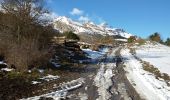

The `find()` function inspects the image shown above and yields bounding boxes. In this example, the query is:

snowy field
[121,48,170,100]
[135,43,170,75]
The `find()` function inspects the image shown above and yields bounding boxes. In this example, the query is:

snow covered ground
[121,48,170,100]
[135,43,170,76]
[39,74,60,82]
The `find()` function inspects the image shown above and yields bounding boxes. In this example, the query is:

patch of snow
[32,81,41,85]
[38,69,44,73]
[1,68,13,72]
[21,90,67,100]
[28,70,32,73]
[99,48,110,53]
[0,61,7,65]
[21,78,84,100]
[78,93,88,100]
[0,61,3,64]
[82,49,104,60]
[78,42,93,46]
[40,74,60,81]
[85,47,109,57]
[115,39,127,42]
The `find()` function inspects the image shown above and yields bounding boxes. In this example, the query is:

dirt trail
[21,47,142,100]
[68,47,142,100]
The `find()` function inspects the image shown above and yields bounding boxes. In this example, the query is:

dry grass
[142,61,170,82]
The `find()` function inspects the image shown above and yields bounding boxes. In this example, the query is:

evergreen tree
[165,38,170,46]
[149,32,162,43]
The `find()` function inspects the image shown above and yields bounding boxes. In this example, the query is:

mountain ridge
[53,16,132,39]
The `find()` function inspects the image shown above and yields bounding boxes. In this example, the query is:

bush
[136,38,146,45]
[165,38,170,46]
[128,36,136,43]
[64,31,80,41]
[142,61,170,81]
[99,35,114,44]
[0,0,57,72]
[0,18,55,71]
[149,32,162,43]
[0,36,52,72]
[162,73,170,81]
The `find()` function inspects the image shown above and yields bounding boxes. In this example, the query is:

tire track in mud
[74,47,142,100]
[110,48,142,100]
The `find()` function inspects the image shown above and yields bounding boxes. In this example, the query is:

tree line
[149,32,170,46]
[127,32,170,46]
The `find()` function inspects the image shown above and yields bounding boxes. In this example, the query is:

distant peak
[99,22,108,27]
[55,16,72,24]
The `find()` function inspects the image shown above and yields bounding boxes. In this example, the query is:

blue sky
[46,0,170,40]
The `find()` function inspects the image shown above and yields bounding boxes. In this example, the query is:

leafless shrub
[0,0,57,72]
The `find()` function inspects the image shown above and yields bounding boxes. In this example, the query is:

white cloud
[70,8,83,15]
[78,16,90,22]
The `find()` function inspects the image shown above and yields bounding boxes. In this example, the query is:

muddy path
[68,47,142,100]
[20,47,142,100]
[110,48,142,100]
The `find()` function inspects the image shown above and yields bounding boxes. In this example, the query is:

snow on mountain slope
[53,16,132,38]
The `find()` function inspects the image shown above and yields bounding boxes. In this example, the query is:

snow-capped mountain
[53,16,132,38]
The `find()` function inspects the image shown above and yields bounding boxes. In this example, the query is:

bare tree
[1,0,48,41]
[1,0,47,23]
[0,0,55,71]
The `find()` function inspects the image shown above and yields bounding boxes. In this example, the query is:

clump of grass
[2,69,44,81]
[142,61,170,83]
[162,73,170,81]
[6,71,23,79]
